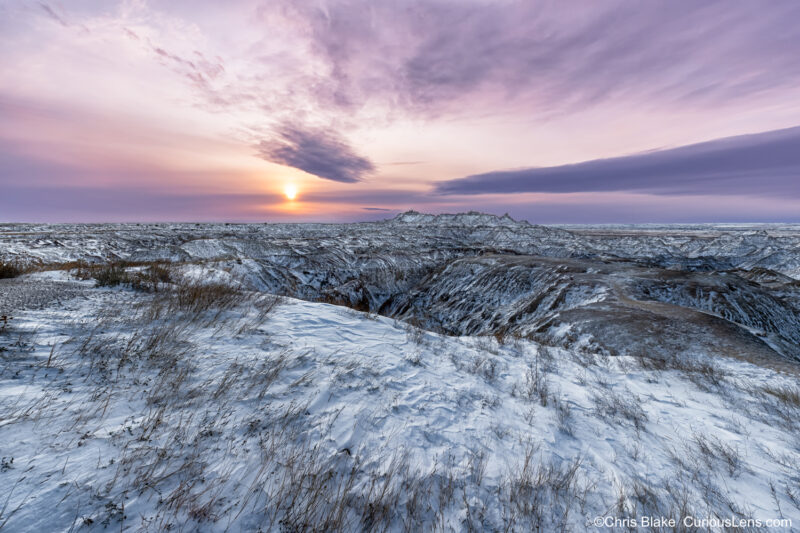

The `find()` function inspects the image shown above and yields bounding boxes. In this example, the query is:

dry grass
[591,386,648,431]
[0,260,25,279]
[521,359,550,406]
[613,479,696,533]
[633,350,728,391]
[130,262,175,292]
[512,347,559,408]
[692,432,742,477]
[0,315,11,334]
[169,281,243,314]
[3,256,789,532]
[754,383,800,434]
[91,263,130,287]
[74,260,176,291]
[3,290,607,532]
[762,385,800,408]
[403,320,427,345]
[138,279,278,332]
[499,445,592,532]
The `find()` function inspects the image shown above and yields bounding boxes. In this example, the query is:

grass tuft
[762,385,800,408]
[0,260,25,279]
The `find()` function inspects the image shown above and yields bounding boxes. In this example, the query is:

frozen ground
[1,214,800,531]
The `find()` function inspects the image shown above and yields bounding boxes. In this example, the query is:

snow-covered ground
[2,269,799,531]
[2,214,800,280]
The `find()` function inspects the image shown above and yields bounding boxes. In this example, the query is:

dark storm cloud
[258,124,374,183]
[435,126,800,197]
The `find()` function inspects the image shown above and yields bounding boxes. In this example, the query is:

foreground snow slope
[1,271,799,531]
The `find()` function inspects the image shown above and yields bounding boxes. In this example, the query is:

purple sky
[1,0,800,223]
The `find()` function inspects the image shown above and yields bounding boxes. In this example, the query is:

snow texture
[1,213,799,531]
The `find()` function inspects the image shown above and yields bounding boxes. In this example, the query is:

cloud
[275,0,800,117]
[23,1,800,128]
[150,44,226,87]
[258,124,374,183]
[301,188,430,206]
[6,0,800,223]
[38,2,68,27]
[435,126,800,198]
[0,184,284,222]
[37,1,91,33]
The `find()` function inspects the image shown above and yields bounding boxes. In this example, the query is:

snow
[2,215,799,530]
[2,274,799,531]
[3,217,800,281]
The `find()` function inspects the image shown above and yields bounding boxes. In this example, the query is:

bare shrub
[0,475,32,530]
[566,347,598,368]
[253,292,282,318]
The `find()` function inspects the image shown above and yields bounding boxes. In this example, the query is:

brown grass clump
[91,263,130,287]
[0,260,25,279]
[171,281,244,314]
[762,385,800,408]
[129,262,175,292]
[73,260,176,291]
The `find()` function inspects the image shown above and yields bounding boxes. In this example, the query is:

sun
[283,183,298,200]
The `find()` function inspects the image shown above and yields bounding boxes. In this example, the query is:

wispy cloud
[38,2,68,27]
[258,123,374,183]
[436,126,800,198]
[276,0,800,116]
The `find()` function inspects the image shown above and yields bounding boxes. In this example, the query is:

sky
[1,0,799,223]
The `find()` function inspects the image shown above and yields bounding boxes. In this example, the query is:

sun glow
[284,183,298,200]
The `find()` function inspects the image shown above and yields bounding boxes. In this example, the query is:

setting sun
[284,183,298,201]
